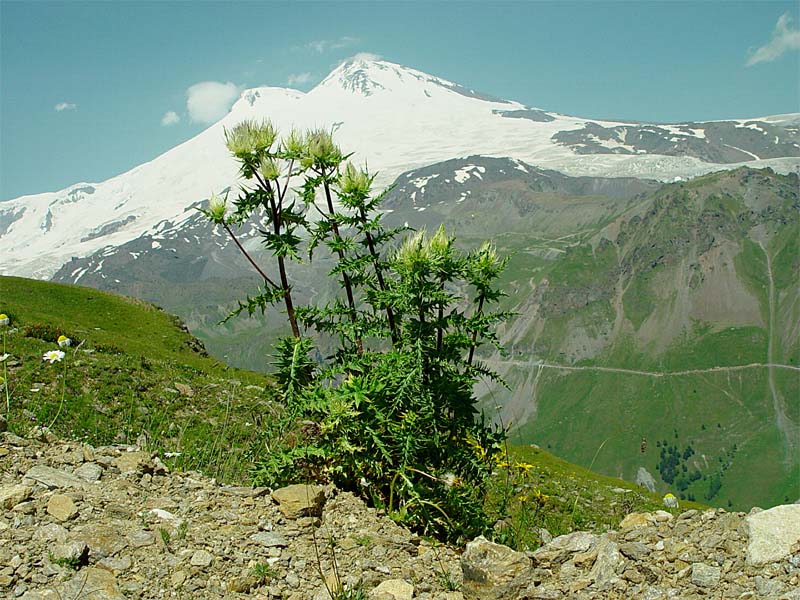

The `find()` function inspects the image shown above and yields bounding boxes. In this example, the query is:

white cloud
[306,36,358,53]
[746,12,800,66]
[161,111,180,126]
[54,102,76,112]
[287,72,313,86]
[186,81,240,124]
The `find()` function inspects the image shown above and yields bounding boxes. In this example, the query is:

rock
[47,494,79,521]
[51,540,89,564]
[79,525,128,558]
[0,484,31,509]
[113,451,151,475]
[662,493,679,508]
[745,504,800,566]
[190,549,214,567]
[636,467,657,492]
[271,484,326,519]
[589,537,624,587]
[690,562,721,588]
[250,531,288,547]
[174,383,194,397]
[369,579,414,600]
[619,541,650,561]
[461,536,530,599]
[24,465,85,489]
[620,512,652,531]
[74,462,103,482]
[60,567,125,600]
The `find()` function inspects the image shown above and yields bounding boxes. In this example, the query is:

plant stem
[47,358,67,430]
[221,222,280,290]
[467,295,485,366]
[358,206,398,343]
[322,176,362,352]
[259,177,301,339]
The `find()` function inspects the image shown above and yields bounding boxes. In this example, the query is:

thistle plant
[205,122,511,541]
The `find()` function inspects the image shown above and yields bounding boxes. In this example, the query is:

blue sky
[1,0,798,200]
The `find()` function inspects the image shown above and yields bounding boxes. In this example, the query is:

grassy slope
[0,275,697,551]
[0,275,274,481]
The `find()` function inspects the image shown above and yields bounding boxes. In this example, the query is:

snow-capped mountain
[2,56,799,279]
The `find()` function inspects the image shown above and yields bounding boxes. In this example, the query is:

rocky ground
[1,429,799,600]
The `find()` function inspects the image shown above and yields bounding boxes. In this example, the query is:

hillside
[0,277,706,538]
[476,168,800,511]
[0,276,272,481]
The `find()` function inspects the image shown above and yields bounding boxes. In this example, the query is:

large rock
[745,504,800,566]
[24,465,85,489]
[461,536,530,599]
[271,484,326,519]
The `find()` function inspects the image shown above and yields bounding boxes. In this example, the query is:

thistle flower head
[339,162,371,196]
[303,129,342,168]
[282,129,305,158]
[43,350,65,364]
[428,224,453,259]
[225,119,277,155]
[57,335,71,348]
[207,193,228,224]
[0,314,9,326]
[395,230,429,269]
[259,156,281,181]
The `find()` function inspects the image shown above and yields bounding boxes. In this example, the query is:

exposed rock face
[2,430,799,599]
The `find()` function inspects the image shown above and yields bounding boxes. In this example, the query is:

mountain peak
[318,54,413,96]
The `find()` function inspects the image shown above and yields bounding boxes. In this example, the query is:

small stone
[691,562,721,588]
[190,549,214,567]
[250,532,288,547]
[47,494,79,521]
[113,451,151,475]
[175,383,194,397]
[51,541,89,564]
[74,462,103,482]
[462,536,530,599]
[369,579,414,600]
[171,570,187,587]
[228,574,258,593]
[619,542,650,561]
[620,513,652,531]
[0,484,31,509]
[127,530,155,548]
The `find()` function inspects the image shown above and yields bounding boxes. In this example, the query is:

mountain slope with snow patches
[2,56,798,279]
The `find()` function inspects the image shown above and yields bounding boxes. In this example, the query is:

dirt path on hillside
[492,358,800,378]
[759,241,798,462]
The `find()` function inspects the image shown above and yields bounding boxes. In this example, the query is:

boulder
[745,504,800,566]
